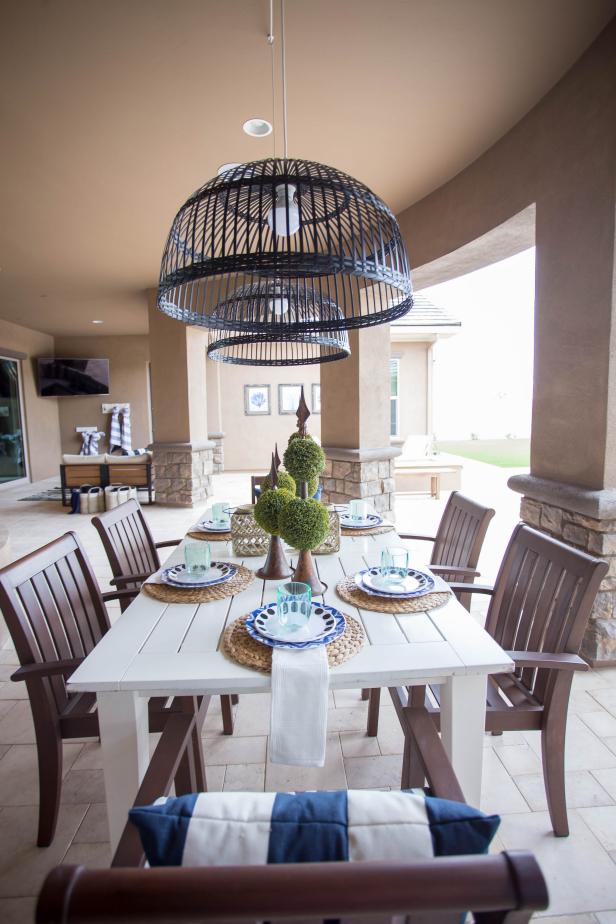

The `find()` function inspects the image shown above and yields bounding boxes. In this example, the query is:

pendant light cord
[269,0,277,159]
[280,0,288,159]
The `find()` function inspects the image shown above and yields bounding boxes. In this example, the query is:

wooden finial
[274,443,281,471]
[269,452,278,489]
[296,385,311,437]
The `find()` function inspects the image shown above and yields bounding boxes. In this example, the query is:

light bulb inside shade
[267,184,300,237]
[269,296,289,316]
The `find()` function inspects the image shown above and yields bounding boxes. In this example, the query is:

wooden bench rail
[37,851,548,923]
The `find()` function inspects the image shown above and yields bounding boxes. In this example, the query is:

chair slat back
[431,491,495,580]
[486,523,608,704]
[92,500,160,591]
[0,533,110,715]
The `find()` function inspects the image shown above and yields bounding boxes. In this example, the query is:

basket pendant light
[157,2,413,363]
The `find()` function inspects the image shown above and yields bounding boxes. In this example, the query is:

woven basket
[231,506,270,557]
[313,508,341,555]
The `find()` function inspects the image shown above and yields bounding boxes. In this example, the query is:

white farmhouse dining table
[68,530,513,849]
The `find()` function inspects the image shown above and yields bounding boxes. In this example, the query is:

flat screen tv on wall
[36,358,110,397]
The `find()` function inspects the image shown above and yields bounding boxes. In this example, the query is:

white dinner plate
[355,567,436,598]
[161,561,237,588]
[196,518,232,532]
[340,512,383,529]
[245,602,345,649]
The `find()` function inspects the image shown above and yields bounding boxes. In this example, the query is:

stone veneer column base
[209,431,225,474]
[321,446,401,522]
[509,473,616,665]
[152,441,214,507]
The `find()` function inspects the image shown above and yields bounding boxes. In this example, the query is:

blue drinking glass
[276,581,312,632]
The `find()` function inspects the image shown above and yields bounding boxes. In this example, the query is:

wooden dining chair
[92,499,237,734]
[391,523,608,837]
[399,490,496,607]
[37,700,549,924]
[0,532,209,847]
[250,474,266,503]
[363,491,495,735]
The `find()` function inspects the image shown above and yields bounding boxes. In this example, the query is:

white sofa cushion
[62,454,106,465]
[105,452,152,464]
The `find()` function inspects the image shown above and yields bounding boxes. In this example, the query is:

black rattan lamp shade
[158,158,413,336]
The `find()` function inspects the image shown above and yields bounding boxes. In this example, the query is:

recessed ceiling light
[243,118,272,138]
[91,319,104,324]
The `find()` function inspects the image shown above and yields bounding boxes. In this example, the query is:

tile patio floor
[1,464,616,921]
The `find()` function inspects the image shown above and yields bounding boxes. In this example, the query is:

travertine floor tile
[592,768,616,801]
[494,743,543,776]
[480,747,529,815]
[0,896,37,924]
[523,717,616,771]
[577,806,616,852]
[514,770,613,812]
[0,744,83,805]
[498,810,616,914]
[63,841,111,868]
[73,803,109,843]
[580,710,616,738]
[202,735,267,766]
[224,763,265,792]
[205,765,225,792]
[344,754,402,789]
[266,735,347,792]
[60,769,106,804]
[0,702,35,745]
[0,803,88,897]
[339,730,380,758]
[590,689,616,715]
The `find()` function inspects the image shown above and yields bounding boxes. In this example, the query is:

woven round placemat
[186,530,232,542]
[142,564,255,604]
[221,612,365,673]
[341,523,395,536]
[336,576,450,613]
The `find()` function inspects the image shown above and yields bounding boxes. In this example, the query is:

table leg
[97,691,150,851]
[439,674,486,807]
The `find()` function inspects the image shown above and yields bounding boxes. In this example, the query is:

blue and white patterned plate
[245,602,346,650]
[161,561,237,588]
[340,512,383,529]
[196,518,232,533]
[355,567,435,598]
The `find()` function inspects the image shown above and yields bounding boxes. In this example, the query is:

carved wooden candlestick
[292,548,327,596]
[256,454,293,581]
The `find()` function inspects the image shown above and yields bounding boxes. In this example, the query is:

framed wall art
[244,384,271,415]
[278,383,303,415]
[311,383,321,414]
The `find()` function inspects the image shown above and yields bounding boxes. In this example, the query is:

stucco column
[510,178,616,664]
[206,357,225,473]
[320,325,399,520]
[148,292,214,506]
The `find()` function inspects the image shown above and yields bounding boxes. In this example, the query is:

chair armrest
[507,650,589,671]
[431,565,481,578]
[11,658,83,683]
[398,534,437,543]
[110,572,151,587]
[155,539,182,549]
[102,588,141,604]
[449,582,494,596]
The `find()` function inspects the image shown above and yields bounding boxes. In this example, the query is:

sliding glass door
[0,357,27,484]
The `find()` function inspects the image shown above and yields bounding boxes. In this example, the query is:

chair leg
[230,694,239,705]
[367,688,381,737]
[541,710,569,837]
[221,695,235,735]
[361,688,370,701]
[36,724,63,847]
[401,732,426,791]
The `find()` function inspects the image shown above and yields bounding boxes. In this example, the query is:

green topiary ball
[262,470,296,495]
[254,488,295,537]
[283,436,326,483]
[279,497,330,551]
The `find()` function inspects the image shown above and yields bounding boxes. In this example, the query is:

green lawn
[436,439,530,468]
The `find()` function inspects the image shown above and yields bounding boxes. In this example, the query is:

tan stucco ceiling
[1,0,614,337]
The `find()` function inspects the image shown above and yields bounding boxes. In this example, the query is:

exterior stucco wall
[397,19,616,491]
[0,318,61,481]
[391,341,430,442]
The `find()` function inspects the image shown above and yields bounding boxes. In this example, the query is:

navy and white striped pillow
[129,791,499,868]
